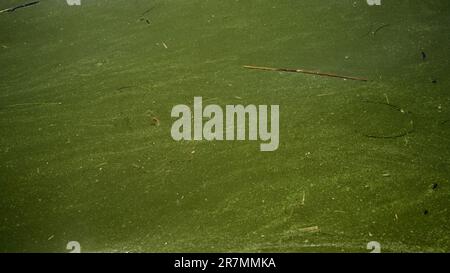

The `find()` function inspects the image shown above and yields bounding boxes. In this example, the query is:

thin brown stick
[243,65,368,82]
[0,1,40,13]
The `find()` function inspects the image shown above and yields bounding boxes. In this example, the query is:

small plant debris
[0,1,39,14]
[421,51,427,61]
[243,65,368,82]
[139,6,157,25]
[151,117,160,126]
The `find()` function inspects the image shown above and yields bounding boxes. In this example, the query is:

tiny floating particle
[151,117,160,126]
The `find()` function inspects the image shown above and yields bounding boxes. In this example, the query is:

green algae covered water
[0,0,449,253]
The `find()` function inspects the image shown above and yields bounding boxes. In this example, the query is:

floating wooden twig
[243,65,368,82]
[0,1,40,14]
[4,102,62,108]
[298,226,320,233]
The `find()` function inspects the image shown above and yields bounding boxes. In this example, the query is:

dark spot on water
[432,79,437,84]
[423,209,429,215]
[421,51,427,61]
[432,183,438,190]
[117,86,135,91]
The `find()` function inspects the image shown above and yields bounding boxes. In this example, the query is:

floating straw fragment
[243,65,368,82]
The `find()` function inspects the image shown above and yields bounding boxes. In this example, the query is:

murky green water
[0,0,449,252]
